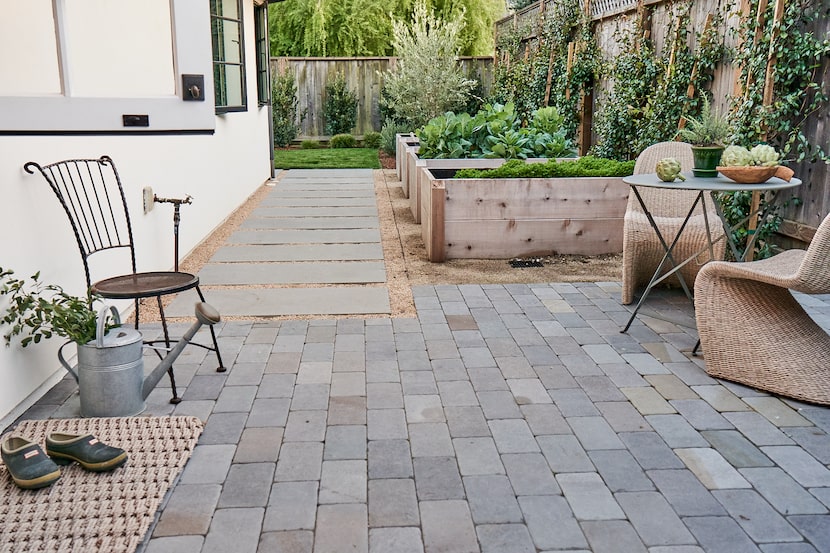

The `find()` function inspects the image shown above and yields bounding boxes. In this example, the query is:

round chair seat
[92,271,199,299]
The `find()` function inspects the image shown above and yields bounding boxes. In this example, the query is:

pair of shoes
[1,433,128,490]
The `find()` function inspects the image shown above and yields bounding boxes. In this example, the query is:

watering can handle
[95,305,122,348]
[57,340,79,383]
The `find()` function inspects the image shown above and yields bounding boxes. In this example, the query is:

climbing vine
[591,2,727,160]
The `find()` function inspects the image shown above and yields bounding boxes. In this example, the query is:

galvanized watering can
[58,303,220,417]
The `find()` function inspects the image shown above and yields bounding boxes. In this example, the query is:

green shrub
[453,156,636,179]
[380,120,413,155]
[417,103,576,160]
[330,134,358,148]
[324,74,358,135]
[272,71,305,147]
[301,140,320,149]
[380,0,476,129]
[363,131,382,149]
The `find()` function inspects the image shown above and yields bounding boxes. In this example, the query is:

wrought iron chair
[621,141,726,304]
[24,156,225,403]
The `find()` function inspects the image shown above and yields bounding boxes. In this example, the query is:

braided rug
[0,416,203,553]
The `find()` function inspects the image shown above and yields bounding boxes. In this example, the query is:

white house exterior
[0,0,275,424]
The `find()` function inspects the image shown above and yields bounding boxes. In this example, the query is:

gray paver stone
[314,504,369,553]
[537,434,595,473]
[409,423,454,457]
[647,469,726,516]
[369,479,420,527]
[489,419,540,453]
[476,524,536,553]
[368,439,413,479]
[502,453,560,495]
[616,491,695,546]
[257,531,313,553]
[588,450,654,492]
[700,430,774,468]
[369,528,424,553]
[144,536,205,553]
[419,500,478,553]
[675,448,751,489]
[180,444,235,484]
[324,424,367,460]
[463,474,523,523]
[218,463,275,508]
[234,427,282,463]
[274,442,323,482]
[645,414,709,448]
[557,472,624,520]
[413,457,465,500]
[367,408,408,440]
[581,520,647,553]
[202,507,264,553]
[739,467,828,515]
[712,489,802,542]
[568,416,625,450]
[319,460,367,504]
[153,484,221,536]
[445,406,491,438]
[518,495,588,550]
[263,481,318,531]
[453,437,505,475]
[684,516,762,553]
[761,446,830,487]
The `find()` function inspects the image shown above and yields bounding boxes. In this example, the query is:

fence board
[272,57,493,140]
[494,0,829,239]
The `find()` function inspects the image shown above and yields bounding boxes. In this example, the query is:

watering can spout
[142,302,220,400]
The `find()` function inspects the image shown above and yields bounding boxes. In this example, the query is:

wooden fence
[494,0,830,239]
[271,57,493,140]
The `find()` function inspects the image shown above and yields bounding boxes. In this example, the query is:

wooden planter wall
[395,134,418,182]
[420,169,630,262]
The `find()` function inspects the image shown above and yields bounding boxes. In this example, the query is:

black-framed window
[211,0,246,113]
[254,3,270,106]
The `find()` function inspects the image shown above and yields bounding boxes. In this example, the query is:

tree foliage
[380,0,477,129]
[268,0,508,57]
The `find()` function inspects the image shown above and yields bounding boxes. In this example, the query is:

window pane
[64,0,175,97]
[0,0,61,95]
[211,0,239,20]
[212,18,242,64]
[221,65,244,107]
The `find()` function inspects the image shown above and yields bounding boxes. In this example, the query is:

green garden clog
[46,433,127,472]
[1,436,61,489]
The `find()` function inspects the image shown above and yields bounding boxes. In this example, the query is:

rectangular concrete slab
[253,207,378,217]
[242,217,378,230]
[210,244,383,262]
[165,287,391,317]
[281,168,372,178]
[230,229,381,245]
[198,262,386,285]
[266,190,375,198]
[260,197,376,207]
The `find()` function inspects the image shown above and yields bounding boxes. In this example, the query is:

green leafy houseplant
[677,95,732,177]
[0,268,114,347]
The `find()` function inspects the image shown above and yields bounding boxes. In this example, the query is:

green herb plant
[676,95,732,146]
[454,156,635,179]
[0,268,114,347]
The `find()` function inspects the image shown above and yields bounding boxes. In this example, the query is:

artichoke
[749,144,780,166]
[655,157,686,182]
[720,145,753,167]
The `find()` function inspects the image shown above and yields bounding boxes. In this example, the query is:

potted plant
[677,95,732,177]
[0,268,115,348]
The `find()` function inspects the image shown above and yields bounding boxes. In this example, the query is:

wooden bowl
[716,165,779,184]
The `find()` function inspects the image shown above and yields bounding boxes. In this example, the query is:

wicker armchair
[621,142,726,305]
[694,213,830,405]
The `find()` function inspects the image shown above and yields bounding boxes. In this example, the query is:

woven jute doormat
[0,416,203,553]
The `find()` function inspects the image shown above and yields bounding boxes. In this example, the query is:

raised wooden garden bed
[395,133,418,182]
[420,168,630,262]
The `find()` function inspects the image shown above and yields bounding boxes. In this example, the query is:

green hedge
[453,157,636,179]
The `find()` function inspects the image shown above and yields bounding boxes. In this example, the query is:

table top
[624,172,801,192]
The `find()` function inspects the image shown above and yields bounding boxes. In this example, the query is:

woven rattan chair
[621,141,726,304]
[24,156,226,404]
[694,213,830,405]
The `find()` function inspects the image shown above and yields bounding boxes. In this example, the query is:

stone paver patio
[10,168,830,552]
[20,283,830,553]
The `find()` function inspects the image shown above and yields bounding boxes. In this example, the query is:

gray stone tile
[367,408,408,440]
[744,397,813,427]
[369,479,420,527]
[314,504,368,553]
[284,409,327,441]
[413,456,464,500]
[290,383,330,410]
[235,427,282,463]
[419,500,478,553]
[712,489,802,542]
[670,399,734,430]
[367,383,404,409]
[476,524,536,553]
[328,396,367,425]
[616,491,695,546]
[452,437,505,475]
[153,484,221,536]
[724,412,796,446]
[520,403,571,435]
[557,472,624,520]
[518,495,589,550]
[218,462,275,508]
[369,528,424,553]
[180,444,235,484]
[759,544,819,553]
[445,406,491,438]
[502,453,560,495]
[489,419,540,453]
[548,388,601,417]
[202,507,264,553]
[464,474,523,523]
[409,423,454,457]
[324,424,367,460]
[675,448,751,489]
[568,416,625,450]
[783,427,830,464]
[437,381,478,406]
[257,373,295,398]
[685,516,762,553]
[588,450,654,492]
[401,371,438,396]
[701,430,774,468]
[145,536,205,553]
[647,469,726,517]
[274,442,323,482]
[575,375,627,402]
[581,520,647,553]
[537,434,594,473]
[619,432,684,470]
[263,481,318,531]
[761,446,830,487]
[646,414,708,448]
[368,439,413,479]
[506,378,553,404]
[739,467,828,515]
[404,395,445,423]
[257,531,313,553]
[467,367,510,391]
[246,398,291,428]
[319,460,367,504]
[788,515,830,552]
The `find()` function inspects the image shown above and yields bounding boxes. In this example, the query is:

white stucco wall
[0,0,272,423]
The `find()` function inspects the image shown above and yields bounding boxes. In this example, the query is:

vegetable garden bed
[420,167,630,262]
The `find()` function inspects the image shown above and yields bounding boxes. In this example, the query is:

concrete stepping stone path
[166,169,390,317]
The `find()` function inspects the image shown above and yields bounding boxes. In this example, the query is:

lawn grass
[274,147,381,169]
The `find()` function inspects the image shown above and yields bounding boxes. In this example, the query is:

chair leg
[157,296,182,404]
[196,285,226,372]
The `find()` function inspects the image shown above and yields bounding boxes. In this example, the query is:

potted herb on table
[677,95,732,177]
